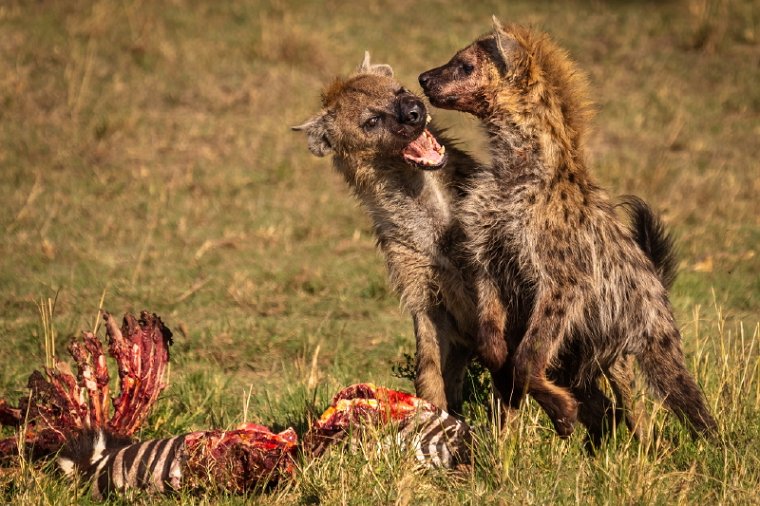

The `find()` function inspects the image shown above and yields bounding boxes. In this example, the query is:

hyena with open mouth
[293,53,481,413]
[294,53,676,445]
[419,19,717,438]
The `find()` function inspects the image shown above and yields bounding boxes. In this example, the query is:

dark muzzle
[397,94,425,126]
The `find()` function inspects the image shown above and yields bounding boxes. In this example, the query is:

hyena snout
[418,69,438,94]
[418,67,456,109]
[418,69,435,90]
[397,95,426,126]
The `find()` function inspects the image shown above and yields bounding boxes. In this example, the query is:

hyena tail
[637,340,718,438]
[619,195,678,290]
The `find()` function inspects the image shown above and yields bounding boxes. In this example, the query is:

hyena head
[293,52,447,170]
[419,17,592,142]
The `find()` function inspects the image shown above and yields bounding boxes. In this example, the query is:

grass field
[1,0,759,503]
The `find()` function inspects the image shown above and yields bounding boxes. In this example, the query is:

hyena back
[419,19,717,437]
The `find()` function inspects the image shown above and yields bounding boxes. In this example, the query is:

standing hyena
[293,53,481,413]
[419,19,718,437]
[293,53,681,446]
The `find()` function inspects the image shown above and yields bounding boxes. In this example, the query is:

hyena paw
[552,397,579,438]
[477,324,508,370]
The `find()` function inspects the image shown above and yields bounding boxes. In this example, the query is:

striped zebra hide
[304,383,472,468]
[58,424,298,500]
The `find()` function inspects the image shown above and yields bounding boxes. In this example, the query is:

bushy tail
[618,195,678,290]
[619,196,718,438]
[637,339,718,438]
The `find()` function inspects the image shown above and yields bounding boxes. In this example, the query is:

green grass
[1,0,759,503]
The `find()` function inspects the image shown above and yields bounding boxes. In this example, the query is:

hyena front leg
[413,307,460,411]
[442,340,473,415]
[475,274,508,370]
[491,361,523,431]
[475,273,520,428]
[512,292,579,437]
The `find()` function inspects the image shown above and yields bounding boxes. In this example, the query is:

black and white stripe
[399,409,471,467]
[58,430,186,500]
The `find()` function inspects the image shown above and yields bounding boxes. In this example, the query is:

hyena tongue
[402,129,447,169]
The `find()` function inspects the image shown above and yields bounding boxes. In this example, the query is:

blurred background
[0,0,758,441]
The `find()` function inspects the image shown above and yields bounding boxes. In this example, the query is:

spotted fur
[295,54,685,447]
[419,19,717,438]
[294,53,481,413]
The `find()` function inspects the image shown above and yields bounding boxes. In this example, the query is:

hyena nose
[399,96,424,125]
[418,72,431,90]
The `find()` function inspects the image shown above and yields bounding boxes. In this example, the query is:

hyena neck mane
[486,25,595,187]
[333,154,455,217]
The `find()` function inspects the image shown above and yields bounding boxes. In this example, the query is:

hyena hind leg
[637,333,718,438]
[551,359,624,451]
[571,382,617,452]
[608,354,653,443]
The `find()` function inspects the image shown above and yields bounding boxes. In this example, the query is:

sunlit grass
[0,0,758,503]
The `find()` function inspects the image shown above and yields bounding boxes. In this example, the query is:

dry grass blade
[0,0,757,503]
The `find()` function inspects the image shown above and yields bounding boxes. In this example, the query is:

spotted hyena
[294,52,681,444]
[419,18,717,437]
[293,53,480,413]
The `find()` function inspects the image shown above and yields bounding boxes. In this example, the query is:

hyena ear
[291,112,334,157]
[491,15,523,72]
[492,15,507,58]
[356,50,394,77]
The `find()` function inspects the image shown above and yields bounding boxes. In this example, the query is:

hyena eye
[461,62,474,75]
[363,116,381,131]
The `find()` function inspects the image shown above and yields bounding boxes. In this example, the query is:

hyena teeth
[294,52,482,419]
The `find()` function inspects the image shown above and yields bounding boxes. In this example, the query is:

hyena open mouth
[401,115,447,170]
